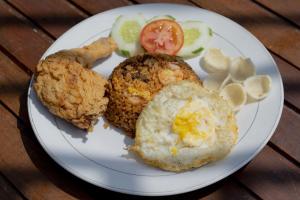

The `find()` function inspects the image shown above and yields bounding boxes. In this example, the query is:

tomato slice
[140,19,184,55]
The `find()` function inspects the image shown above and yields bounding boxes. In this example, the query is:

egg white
[131,81,238,171]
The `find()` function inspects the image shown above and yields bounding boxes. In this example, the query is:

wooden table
[0,0,299,199]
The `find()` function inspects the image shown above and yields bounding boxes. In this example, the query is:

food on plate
[229,57,256,83]
[148,15,175,22]
[34,37,117,131]
[140,19,184,55]
[203,73,231,91]
[244,75,272,100]
[111,14,213,58]
[68,37,116,68]
[111,14,146,57]
[201,48,271,109]
[130,81,238,171]
[220,83,247,112]
[105,53,200,137]
[201,48,230,74]
[177,21,212,58]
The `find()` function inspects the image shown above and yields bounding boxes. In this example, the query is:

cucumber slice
[111,14,146,57]
[177,21,212,58]
[148,15,176,22]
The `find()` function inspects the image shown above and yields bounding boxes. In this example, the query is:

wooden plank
[273,53,300,109]
[236,146,300,200]
[7,0,87,38]
[133,0,193,5]
[0,0,52,72]
[70,0,131,15]
[161,177,257,200]
[202,179,256,200]
[255,0,300,27]
[0,103,259,200]
[0,104,107,200]
[271,106,300,163]
[191,0,300,69]
[0,174,23,200]
[0,51,30,124]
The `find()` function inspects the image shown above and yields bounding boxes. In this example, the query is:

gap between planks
[0,44,32,76]
[65,0,91,17]
[251,0,300,30]
[268,142,299,167]
[0,172,27,200]
[4,0,57,39]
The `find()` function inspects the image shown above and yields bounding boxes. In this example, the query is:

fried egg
[130,81,238,171]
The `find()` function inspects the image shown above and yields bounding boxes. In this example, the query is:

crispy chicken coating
[34,37,117,131]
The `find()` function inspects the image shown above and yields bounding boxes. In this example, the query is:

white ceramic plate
[27,3,283,196]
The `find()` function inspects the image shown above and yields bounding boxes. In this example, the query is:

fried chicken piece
[34,37,117,131]
[69,37,117,68]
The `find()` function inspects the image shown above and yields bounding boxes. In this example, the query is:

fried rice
[105,53,201,137]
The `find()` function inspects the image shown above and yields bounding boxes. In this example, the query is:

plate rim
[27,3,284,196]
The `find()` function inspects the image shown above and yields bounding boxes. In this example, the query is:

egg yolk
[172,100,215,147]
[170,146,178,156]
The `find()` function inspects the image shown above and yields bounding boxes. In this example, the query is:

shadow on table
[2,12,300,27]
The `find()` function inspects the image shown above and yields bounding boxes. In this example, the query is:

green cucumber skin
[177,20,213,59]
[179,47,206,59]
[120,49,130,57]
[147,15,176,22]
[192,47,204,54]
[111,14,146,57]
[112,16,212,59]
[165,15,176,20]
[209,28,213,36]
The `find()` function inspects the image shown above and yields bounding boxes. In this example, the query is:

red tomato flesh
[140,19,184,55]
